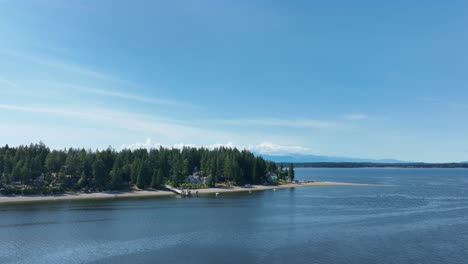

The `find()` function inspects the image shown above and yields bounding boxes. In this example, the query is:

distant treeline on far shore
[292,162,468,168]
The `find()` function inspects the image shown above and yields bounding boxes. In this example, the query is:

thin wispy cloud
[0,104,224,141]
[0,104,67,114]
[417,97,468,110]
[344,114,368,120]
[213,118,339,129]
[1,49,123,84]
[0,76,19,88]
[62,84,196,108]
[417,97,443,103]
[1,49,194,108]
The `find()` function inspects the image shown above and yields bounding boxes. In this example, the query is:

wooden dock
[164,185,194,197]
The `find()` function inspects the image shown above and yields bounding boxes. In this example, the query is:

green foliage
[206,174,215,187]
[151,169,164,189]
[288,163,295,182]
[178,183,207,189]
[0,143,278,194]
[278,178,288,184]
[93,157,107,189]
[0,185,64,195]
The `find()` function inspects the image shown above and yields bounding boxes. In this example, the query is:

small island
[0,143,368,203]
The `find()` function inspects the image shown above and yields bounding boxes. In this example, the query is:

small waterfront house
[265,173,279,184]
[33,175,45,187]
[185,172,207,184]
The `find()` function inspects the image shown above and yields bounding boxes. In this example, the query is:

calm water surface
[1,168,467,264]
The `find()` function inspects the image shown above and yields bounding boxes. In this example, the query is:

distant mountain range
[259,153,409,163]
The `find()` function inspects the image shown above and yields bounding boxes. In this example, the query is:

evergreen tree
[207,173,215,187]
[77,171,88,189]
[223,156,233,182]
[182,158,190,177]
[170,156,184,186]
[279,163,285,180]
[136,160,150,189]
[136,170,145,189]
[110,164,123,190]
[131,159,141,184]
[151,169,163,189]
[92,158,107,189]
[288,163,295,182]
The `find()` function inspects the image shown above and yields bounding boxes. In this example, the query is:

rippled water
[1,168,467,264]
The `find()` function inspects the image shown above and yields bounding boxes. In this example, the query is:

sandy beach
[0,190,174,204]
[194,181,371,194]
[0,181,372,204]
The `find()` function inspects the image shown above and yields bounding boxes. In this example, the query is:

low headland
[0,143,376,205]
[0,181,372,204]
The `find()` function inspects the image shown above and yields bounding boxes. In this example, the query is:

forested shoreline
[0,143,295,195]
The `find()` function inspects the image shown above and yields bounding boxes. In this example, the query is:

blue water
[1,168,467,264]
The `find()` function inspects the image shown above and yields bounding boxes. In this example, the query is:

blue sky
[0,0,467,162]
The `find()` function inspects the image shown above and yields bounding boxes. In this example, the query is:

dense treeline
[294,162,468,168]
[0,143,284,195]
